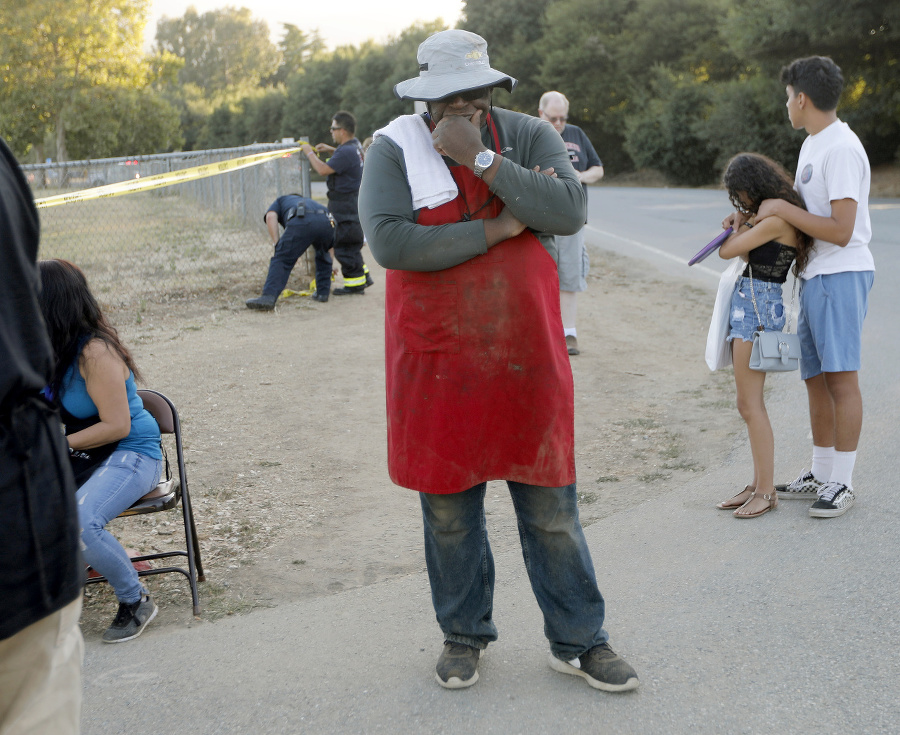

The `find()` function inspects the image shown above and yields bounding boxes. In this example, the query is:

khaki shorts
[0,597,83,735]
[556,228,589,292]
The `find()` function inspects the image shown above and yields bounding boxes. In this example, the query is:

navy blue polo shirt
[326,139,364,195]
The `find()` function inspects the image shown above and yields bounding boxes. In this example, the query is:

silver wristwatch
[473,149,495,178]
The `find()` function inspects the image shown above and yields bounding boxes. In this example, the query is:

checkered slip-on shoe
[809,482,855,518]
[776,469,824,500]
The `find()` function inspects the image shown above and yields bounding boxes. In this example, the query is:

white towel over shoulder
[373,115,458,210]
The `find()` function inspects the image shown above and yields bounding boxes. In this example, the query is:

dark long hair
[37,259,142,399]
[723,152,814,276]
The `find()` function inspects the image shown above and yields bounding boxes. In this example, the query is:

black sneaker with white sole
[549,643,639,692]
[809,482,855,518]
[776,469,824,500]
[435,641,482,689]
[102,593,158,643]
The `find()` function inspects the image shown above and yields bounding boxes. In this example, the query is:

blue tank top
[60,346,162,460]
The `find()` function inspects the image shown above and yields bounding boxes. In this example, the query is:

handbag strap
[748,264,796,333]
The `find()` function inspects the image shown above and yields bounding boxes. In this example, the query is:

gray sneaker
[776,469,824,499]
[549,643,639,692]
[102,593,158,643]
[809,482,855,518]
[435,641,482,689]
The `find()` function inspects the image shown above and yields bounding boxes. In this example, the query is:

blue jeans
[420,481,608,660]
[76,450,162,604]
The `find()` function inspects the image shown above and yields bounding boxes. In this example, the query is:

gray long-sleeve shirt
[359,107,585,272]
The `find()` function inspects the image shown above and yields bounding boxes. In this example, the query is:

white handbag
[705,259,744,371]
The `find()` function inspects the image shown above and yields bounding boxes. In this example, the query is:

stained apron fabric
[384,135,575,494]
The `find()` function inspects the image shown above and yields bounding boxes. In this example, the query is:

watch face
[476,151,494,167]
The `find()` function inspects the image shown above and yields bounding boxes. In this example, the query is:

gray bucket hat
[393,30,517,102]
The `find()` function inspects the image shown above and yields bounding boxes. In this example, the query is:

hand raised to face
[432,110,486,165]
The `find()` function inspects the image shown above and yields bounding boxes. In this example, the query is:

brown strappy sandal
[733,490,777,518]
[716,485,755,510]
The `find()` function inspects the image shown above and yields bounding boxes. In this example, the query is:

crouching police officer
[246,194,335,310]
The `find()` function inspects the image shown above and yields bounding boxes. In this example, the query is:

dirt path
[80,245,740,638]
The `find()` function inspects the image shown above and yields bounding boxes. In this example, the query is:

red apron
[384,121,575,494]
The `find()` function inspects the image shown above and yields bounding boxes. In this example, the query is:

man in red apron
[359,30,639,693]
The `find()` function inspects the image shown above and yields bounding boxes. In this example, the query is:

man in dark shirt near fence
[300,111,372,295]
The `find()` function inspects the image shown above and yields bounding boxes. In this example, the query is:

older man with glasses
[538,91,605,356]
[359,29,638,693]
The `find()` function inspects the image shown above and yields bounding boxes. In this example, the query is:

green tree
[64,87,184,159]
[695,76,807,175]
[540,0,735,173]
[198,104,240,149]
[459,0,551,111]
[538,0,639,171]
[163,84,216,152]
[623,66,718,186]
[247,89,289,143]
[268,24,327,87]
[281,51,354,143]
[197,88,288,148]
[0,0,155,160]
[155,6,279,95]
[341,22,446,138]
[726,0,900,165]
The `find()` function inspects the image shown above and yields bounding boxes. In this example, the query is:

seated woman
[39,259,163,642]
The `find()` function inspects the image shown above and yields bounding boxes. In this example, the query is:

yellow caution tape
[280,272,336,299]
[35,147,301,209]
[279,288,313,298]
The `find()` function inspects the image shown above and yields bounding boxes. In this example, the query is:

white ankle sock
[564,328,577,338]
[830,450,857,488]
[810,445,834,482]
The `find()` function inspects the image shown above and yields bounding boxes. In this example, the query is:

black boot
[245,294,278,310]
[311,292,329,302]
[333,285,366,296]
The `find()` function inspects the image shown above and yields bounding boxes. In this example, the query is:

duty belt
[285,206,333,223]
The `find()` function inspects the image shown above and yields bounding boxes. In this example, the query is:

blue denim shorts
[798,271,874,379]
[727,277,787,343]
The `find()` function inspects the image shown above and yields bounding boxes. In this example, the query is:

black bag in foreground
[59,406,119,487]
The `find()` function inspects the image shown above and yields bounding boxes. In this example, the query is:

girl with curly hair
[715,153,813,518]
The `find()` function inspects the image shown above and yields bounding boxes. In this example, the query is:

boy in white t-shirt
[755,56,875,518]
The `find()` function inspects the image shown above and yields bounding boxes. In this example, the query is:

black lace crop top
[742,240,797,284]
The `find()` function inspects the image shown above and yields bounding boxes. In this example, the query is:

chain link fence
[23,143,316,322]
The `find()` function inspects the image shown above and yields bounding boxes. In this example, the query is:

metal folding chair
[85,389,204,615]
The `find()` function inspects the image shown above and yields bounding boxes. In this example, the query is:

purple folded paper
[688,228,732,266]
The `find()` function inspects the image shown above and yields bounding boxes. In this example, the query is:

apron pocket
[399,282,460,354]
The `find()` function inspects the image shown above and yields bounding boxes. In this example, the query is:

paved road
[81,188,899,734]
